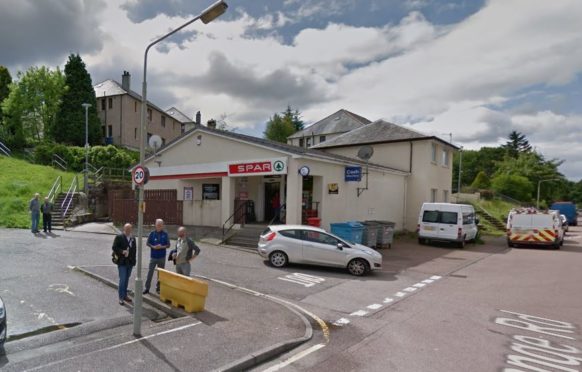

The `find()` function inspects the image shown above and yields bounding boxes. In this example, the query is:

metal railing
[222,200,249,240]
[87,163,104,186]
[0,140,11,156]
[47,176,62,204]
[52,154,67,171]
[61,176,79,225]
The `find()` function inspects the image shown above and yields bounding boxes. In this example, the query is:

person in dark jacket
[112,223,137,305]
[170,226,200,277]
[41,197,54,233]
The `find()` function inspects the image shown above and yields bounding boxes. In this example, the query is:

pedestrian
[143,219,170,295]
[112,223,136,305]
[29,193,41,234]
[41,197,54,233]
[170,226,200,277]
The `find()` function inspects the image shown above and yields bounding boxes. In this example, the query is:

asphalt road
[2,224,581,371]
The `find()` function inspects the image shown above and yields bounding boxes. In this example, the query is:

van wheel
[458,238,466,249]
[418,237,425,245]
[269,251,288,268]
[347,258,369,276]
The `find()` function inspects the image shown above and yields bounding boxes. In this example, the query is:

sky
[1,0,582,179]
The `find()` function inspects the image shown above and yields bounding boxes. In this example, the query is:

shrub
[33,143,138,172]
[471,171,490,189]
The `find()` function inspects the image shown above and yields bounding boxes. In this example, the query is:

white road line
[422,279,434,284]
[277,277,316,287]
[430,275,442,280]
[261,343,326,372]
[332,318,350,326]
[350,310,368,317]
[26,321,202,371]
[403,287,417,292]
[395,292,406,297]
[367,304,382,310]
[383,298,394,304]
[413,283,426,288]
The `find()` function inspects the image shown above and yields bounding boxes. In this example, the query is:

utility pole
[82,103,91,194]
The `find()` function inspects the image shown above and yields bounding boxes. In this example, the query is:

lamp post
[82,103,91,194]
[133,0,228,337]
[457,146,463,195]
[536,178,560,209]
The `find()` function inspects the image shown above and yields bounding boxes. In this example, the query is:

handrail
[47,176,62,204]
[0,140,11,156]
[269,204,286,226]
[222,200,249,240]
[61,175,79,227]
[52,154,67,171]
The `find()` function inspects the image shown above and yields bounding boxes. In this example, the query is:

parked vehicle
[506,208,564,249]
[0,295,6,346]
[417,203,479,248]
[258,225,383,276]
[550,202,577,226]
[560,214,569,233]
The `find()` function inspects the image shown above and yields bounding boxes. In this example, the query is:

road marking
[383,298,394,304]
[367,304,382,310]
[422,279,434,284]
[48,284,75,296]
[430,275,442,280]
[26,321,202,371]
[350,310,368,317]
[395,292,406,297]
[261,343,326,372]
[333,318,350,326]
[413,283,426,288]
[278,273,326,288]
[403,287,417,292]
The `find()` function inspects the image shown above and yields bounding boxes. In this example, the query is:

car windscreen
[422,210,439,223]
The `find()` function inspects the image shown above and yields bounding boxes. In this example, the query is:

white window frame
[431,188,438,203]
[431,143,437,164]
[442,149,450,167]
[443,190,449,203]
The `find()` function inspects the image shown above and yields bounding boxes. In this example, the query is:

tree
[452,147,505,190]
[491,174,534,202]
[282,106,304,132]
[1,66,65,148]
[0,66,11,120]
[470,171,490,189]
[503,131,532,158]
[264,113,296,143]
[54,54,101,146]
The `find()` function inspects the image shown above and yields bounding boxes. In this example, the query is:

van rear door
[438,210,460,241]
[420,209,440,239]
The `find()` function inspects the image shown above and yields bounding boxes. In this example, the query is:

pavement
[0,228,309,372]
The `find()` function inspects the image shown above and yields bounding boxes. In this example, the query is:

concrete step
[226,236,260,248]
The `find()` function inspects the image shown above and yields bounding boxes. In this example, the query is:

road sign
[133,166,149,186]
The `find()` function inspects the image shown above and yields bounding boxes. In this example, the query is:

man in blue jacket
[143,219,170,295]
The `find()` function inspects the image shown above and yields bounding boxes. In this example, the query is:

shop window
[431,143,437,163]
[202,184,220,200]
[108,98,113,109]
[430,188,437,202]
[101,99,106,111]
[319,135,326,143]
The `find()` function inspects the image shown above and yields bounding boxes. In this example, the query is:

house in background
[94,71,185,150]
[287,109,371,148]
[166,107,202,133]
[311,119,458,229]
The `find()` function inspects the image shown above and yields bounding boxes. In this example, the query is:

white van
[417,203,479,248]
[506,208,564,249]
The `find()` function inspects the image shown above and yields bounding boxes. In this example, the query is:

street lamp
[82,103,91,194]
[536,178,560,209]
[133,0,228,337]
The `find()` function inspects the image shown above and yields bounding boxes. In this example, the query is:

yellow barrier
[156,268,208,313]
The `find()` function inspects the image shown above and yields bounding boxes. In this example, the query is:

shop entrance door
[264,182,281,222]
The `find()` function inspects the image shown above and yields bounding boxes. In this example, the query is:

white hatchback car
[258,225,383,276]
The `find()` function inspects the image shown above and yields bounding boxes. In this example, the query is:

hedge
[34,143,138,172]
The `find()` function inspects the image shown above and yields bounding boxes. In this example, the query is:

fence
[110,189,183,225]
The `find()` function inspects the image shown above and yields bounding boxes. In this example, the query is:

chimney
[207,119,217,129]
[195,111,202,126]
[121,71,131,91]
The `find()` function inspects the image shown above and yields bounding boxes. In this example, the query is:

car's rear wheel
[347,258,369,276]
[269,251,288,268]
[418,237,425,245]
[457,237,466,249]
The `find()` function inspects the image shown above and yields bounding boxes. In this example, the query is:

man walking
[171,226,200,277]
[144,219,170,295]
[29,193,41,234]
[112,223,136,305]
[41,197,54,233]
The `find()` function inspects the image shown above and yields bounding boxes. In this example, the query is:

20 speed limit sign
[133,166,149,186]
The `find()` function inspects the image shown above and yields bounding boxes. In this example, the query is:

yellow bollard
[156,268,208,313]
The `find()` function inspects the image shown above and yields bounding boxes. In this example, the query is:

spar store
[142,125,410,231]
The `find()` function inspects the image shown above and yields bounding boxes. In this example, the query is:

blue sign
[345,166,362,182]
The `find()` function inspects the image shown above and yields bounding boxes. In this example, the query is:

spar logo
[228,160,286,175]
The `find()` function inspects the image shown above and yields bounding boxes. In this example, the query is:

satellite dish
[357,146,374,161]
[148,135,162,150]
